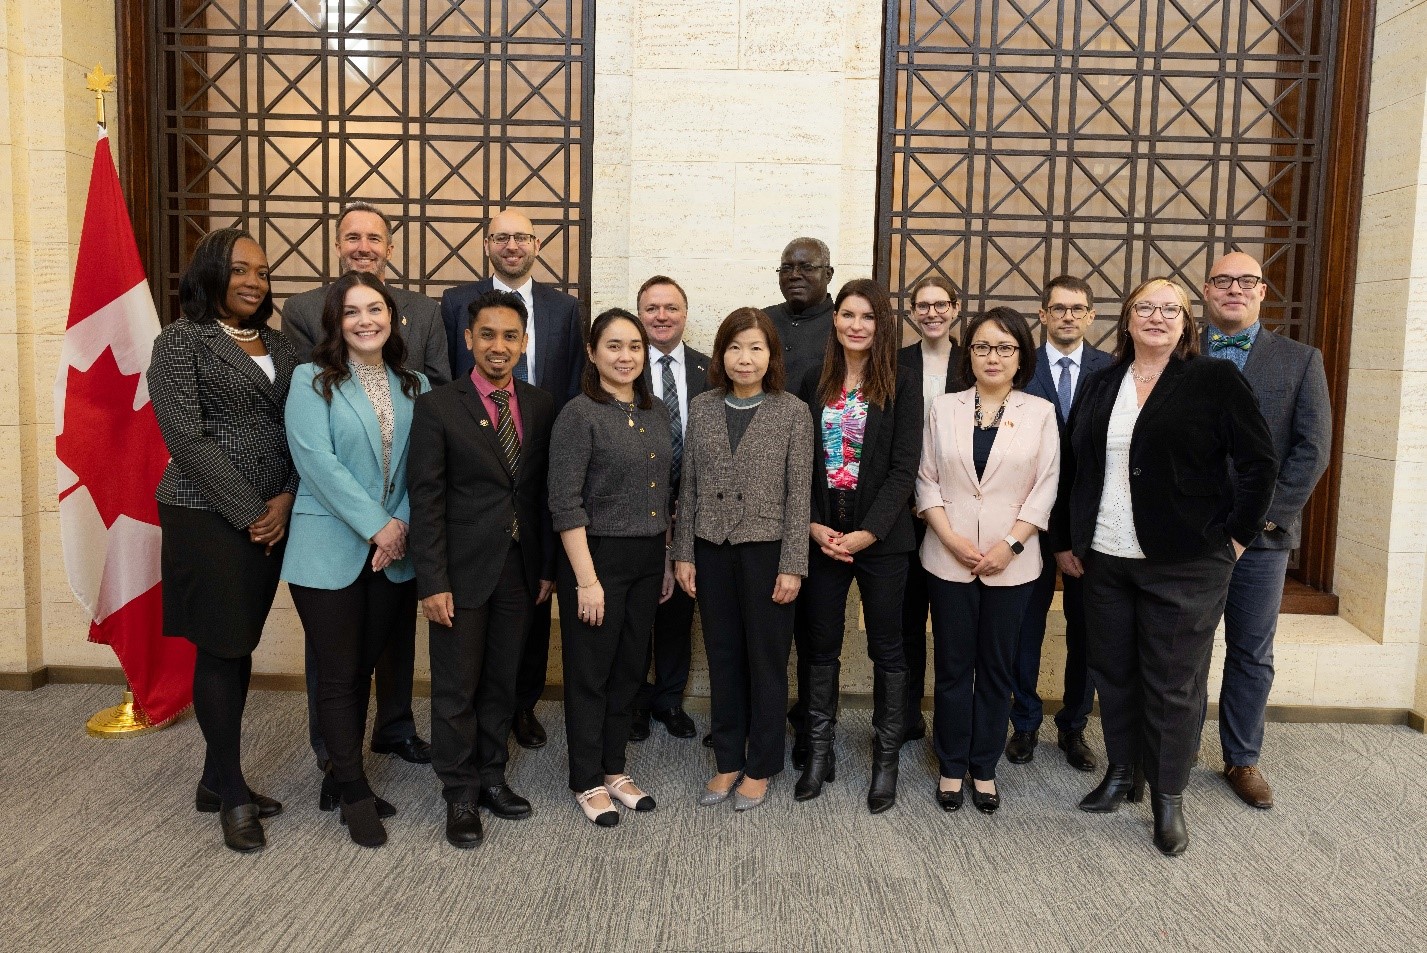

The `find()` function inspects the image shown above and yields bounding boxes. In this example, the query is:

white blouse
[1091,373,1147,559]
[249,353,276,383]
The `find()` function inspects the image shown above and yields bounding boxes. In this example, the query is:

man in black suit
[441,208,586,750]
[1006,275,1114,771]
[1201,251,1331,810]
[409,289,557,847]
[628,276,711,742]
[282,200,447,769]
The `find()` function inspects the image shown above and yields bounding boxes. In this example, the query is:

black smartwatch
[1002,534,1025,555]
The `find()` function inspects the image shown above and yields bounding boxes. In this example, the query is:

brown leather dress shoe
[1224,764,1274,809]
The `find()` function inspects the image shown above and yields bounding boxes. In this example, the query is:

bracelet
[576,580,600,590]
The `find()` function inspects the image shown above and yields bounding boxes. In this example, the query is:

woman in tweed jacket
[672,307,813,811]
[147,227,297,854]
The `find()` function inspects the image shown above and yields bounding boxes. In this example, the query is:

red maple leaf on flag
[56,347,167,528]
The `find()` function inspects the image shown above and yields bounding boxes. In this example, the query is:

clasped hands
[248,492,294,555]
[941,531,1014,577]
[809,523,875,564]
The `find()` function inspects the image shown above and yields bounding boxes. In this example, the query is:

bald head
[1203,251,1266,333]
[485,209,541,284]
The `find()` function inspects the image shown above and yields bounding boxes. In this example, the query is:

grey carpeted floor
[1,684,1424,953]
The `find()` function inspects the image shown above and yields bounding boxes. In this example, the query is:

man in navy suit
[441,209,586,751]
[1201,251,1331,810]
[1006,275,1113,771]
[628,275,712,743]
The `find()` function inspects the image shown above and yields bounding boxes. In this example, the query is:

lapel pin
[480,420,490,427]
[401,316,408,326]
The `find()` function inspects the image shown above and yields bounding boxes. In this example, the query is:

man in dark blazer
[440,208,586,750]
[1006,275,1114,772]
[408,289,557,848]
[1201,251,1331,810]
[629,276,712,742]
[280,200,448,770]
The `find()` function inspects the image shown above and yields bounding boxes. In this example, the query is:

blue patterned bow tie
[1209,330,1252,352]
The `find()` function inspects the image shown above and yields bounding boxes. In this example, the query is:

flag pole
[77,62,158,739]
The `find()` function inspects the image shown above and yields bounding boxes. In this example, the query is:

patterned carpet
[1,683,1424,953]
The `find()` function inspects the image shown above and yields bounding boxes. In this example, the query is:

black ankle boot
[1078,763,1146,813]
[1151,791,1188,856]
[791,731,811,771]
[867,668,907,814]
[340,797,387,848]
[794,662,840,802]
[319,770,340,812]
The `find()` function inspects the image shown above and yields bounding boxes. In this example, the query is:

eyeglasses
[1131,302,1185,318]
[914,300,956,315]
[1207,274,1263,290]
[1045,304,1091,318]
[775,263,827,276]
[969,342,1020,358]
[488,232,537,247]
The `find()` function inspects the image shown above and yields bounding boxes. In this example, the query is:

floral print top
[821,386,868,490]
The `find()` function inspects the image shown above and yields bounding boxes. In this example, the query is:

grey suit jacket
[280,283,451,385]
[1203,325,1331,549]
[672,389,814,577]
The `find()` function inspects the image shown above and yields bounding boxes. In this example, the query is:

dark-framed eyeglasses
[1045,304,1091,318]
[488,232,537,247]
[775,263,827,276]
[969,342,1019,358]
[1131,302,1185,318]
[914,300,955,315]
[1207,274,1263,291]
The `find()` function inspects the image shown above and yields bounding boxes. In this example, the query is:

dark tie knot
[491,389,510,408]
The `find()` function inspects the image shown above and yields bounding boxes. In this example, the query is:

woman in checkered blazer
[147,227,298,854]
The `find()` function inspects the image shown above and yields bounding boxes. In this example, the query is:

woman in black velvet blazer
[795,278,922,814]
[1048,277,1276,857]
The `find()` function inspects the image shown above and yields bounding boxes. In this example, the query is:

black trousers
[696,539,796,779]
[304,610,418,764]
[635,585,696,712]
[558,534,664,792]
[1083,547,1235,794]
[902,523,933,714]
[514,598,553,712]
[429,543,531,802]
[928,576,1034,780]
[1009,558,1094,734]
[290,557,417,785]
[804,547,909,671]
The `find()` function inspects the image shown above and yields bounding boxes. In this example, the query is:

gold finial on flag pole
[86,64,116,127]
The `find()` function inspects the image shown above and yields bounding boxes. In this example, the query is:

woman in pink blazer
[915,307,1060,814]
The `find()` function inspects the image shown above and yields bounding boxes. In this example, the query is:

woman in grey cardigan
[549,308,672,827]
[673,307,813,811]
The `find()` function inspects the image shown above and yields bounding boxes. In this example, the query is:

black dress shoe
[702,732,714,748]
[371,735,432,764]
[1151,791,1188,856]
[652,707,697,739]
[513,709,547,750]
[196,783,282,818]
[478,784,532,819]
[971,785,1000,815]
[339,798,387,848]
[1057,729,1097,772]
[219,803,265,853]
[936,786,964,813]
[629,708,651,742]
[319,773,396,818]
[446,801,484,848]
[1005,730,1038,764]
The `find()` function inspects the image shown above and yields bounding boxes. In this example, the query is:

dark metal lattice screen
[153,0,593,317]
[877,0,1337,349]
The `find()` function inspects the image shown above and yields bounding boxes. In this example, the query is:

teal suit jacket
[282,363,429,588]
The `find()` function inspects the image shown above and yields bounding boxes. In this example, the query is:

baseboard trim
[7,668,1422,731]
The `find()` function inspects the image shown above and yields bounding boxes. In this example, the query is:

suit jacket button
[651,510,657,518]
[650,452,656,459]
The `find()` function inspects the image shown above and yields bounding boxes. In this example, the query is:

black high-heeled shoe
[1078,763,1145,813]
[219,803,265,853]
[340,797,387,848]
[1151,791,1188,856]
[196,783,282,818]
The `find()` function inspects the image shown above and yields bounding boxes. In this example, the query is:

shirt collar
[470,368,515,398]
[492,275,533,298]
[1207,320,1261,343]
[653,342,686,368]
[1045,341,1084,366]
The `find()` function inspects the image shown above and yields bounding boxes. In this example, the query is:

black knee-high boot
[794,662,839,801]
[867,668,907,814]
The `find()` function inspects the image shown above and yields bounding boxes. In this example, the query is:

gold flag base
[86,690,156,738]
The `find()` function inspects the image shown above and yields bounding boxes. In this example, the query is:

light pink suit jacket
[915,388,1061,586]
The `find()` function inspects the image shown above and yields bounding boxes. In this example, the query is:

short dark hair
[708,307,786,393]
[959,306,1037,390]
[636,275,688,310]
[336,201,393,239]
[179,227,274,329]
[466,289,528,331]
[582,308,653,408]
[310,271,423,402]
[1041,275,1094,310]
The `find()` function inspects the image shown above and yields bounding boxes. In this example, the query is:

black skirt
[159,503,284,658]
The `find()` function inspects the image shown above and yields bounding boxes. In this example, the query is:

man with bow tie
[1200,251,1331,810]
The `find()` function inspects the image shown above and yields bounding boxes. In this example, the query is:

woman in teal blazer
[282,272,429,848]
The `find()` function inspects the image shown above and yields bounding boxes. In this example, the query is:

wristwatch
[1003,534,1024,555]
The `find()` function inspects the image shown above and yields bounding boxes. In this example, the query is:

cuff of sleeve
[550,510,591,534]
[1018,506,1051,531]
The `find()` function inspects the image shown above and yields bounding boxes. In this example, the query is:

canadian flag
[54,127,193,726]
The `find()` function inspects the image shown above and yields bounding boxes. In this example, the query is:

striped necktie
[660,354,682,489]
[490,389,521,541]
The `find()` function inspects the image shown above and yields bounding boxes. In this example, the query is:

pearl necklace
[219,321,259,343]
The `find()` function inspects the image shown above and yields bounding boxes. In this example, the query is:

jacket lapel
[1136,356,1190,430]
[335,372,385,471]
[388,364,413,465]
[978,391,1026,484]
[952,390,979,487]
[1240,326,1274,379]
[457,376,514,481]
[199,323,282,403]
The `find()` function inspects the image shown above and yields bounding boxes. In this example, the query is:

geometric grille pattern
[877,0,1337,351]
[154,0,592,317]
